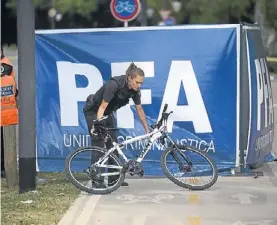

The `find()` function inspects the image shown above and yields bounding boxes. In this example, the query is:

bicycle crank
[124,160,144,177]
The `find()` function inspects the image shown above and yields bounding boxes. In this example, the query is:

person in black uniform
[83,62,150,187]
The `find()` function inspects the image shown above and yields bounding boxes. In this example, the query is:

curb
[57,192,101,225]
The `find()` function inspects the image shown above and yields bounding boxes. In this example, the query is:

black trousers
[84,110,119,184]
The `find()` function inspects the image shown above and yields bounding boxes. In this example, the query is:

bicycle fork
[166,136,193,172]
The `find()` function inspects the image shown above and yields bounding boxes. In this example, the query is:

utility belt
[83,94,97,113]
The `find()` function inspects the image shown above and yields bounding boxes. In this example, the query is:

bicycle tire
[161,145,218,190]
[65,146,125,195]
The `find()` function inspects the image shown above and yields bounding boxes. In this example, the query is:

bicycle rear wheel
[65,146,125,195]
[161,145,218,190]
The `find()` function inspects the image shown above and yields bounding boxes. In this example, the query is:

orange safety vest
[1,56,19,126]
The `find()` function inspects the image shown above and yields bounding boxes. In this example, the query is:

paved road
[58,174,277,225]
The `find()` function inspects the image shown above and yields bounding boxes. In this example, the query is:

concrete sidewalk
[57,162,277,225]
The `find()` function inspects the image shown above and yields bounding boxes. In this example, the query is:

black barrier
[238,23,250,173]
[238,23,275,173]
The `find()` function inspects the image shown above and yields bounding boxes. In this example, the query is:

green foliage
[6,0,96,16]
[263,0,277,27]
[52,0,96,15]
[5,0,277,27]
[146,0,255,24]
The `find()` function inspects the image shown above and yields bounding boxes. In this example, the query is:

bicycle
[65,104,218,195]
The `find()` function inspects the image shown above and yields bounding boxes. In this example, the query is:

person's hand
[93,119,104,127]
[93,116,108,126]
[91,116,107,135]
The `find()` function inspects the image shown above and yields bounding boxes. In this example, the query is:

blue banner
[244,27,275,166]
[35,25,240,175]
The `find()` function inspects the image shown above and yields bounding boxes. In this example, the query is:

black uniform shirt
[93,75,141,115]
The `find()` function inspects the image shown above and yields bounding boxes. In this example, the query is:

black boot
[121,181,129,187]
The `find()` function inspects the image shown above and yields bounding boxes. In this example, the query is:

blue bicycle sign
[115,1,135,14]
[110,0,141,23]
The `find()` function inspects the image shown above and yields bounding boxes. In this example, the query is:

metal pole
[163,0,171,10]
[17,0,37,193]
[51,0,56,29]
[140,0,148,26]
[50,17,55,30]
[124,21,128,27]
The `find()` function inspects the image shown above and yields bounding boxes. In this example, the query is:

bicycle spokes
[164,148,215,187]
[68,149,122,189]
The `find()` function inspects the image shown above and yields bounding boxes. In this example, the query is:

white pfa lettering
[159,61,212,133]
[255,58,273,131]
[57,61,212,134]
[263,58,274,126]
[260,59,268,127]
[57,61,103,126]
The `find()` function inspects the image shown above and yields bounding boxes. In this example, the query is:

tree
[6,0,276,30]
[147,0,255,24]
[263,0,277,27]
[6,0,96,17]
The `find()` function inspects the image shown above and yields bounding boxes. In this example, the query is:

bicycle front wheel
[65,146,125,195]
[161,145,218,190]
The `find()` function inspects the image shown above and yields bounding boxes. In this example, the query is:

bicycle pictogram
[115,1,135,14]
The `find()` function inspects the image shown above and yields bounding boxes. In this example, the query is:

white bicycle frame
[94,124,168,176]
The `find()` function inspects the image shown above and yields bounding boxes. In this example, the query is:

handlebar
[150,104,173,130]
[91,116,109,135]
[163,104,168,113]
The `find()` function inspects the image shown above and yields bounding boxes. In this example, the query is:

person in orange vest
[1,45,19,177]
